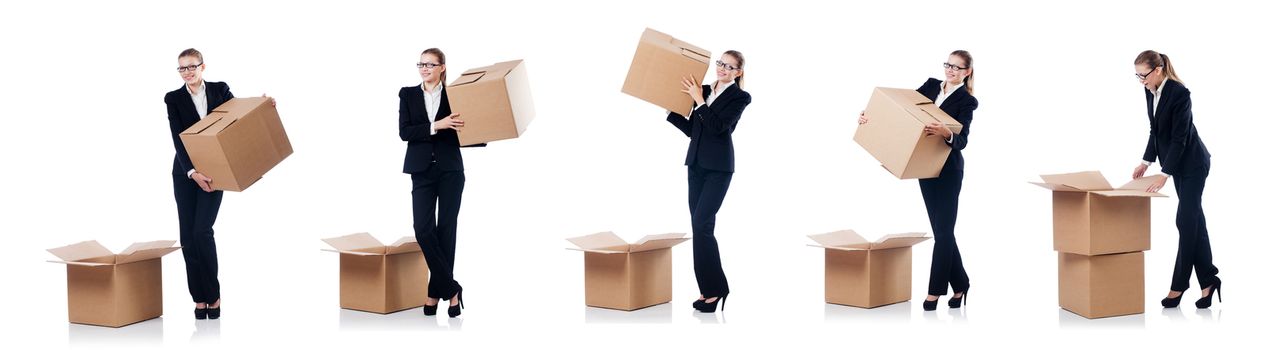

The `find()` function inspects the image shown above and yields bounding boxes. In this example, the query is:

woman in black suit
[164,48,273,320]
[399,48,468,318]
[1132,50,1220,309]
[667,50,751,313]
[859,50,978,311]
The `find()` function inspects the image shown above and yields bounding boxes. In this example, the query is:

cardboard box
[566,232,690,311]
[447,59,536,146]
[322,233,428,314]
[1058,251,1145,319]
[1031,171,1168,255]
[179,97,293,191]
[806,230,930,308]
[620,28,711,117]
[46,240,181,327]
[854,87,964,179]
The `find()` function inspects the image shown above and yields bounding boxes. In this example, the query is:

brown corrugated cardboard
[446,59,536,146]
[566,232,690,311]
[46,240,181,327]
[179,97,293,191]
[620,28,712,117]
[807,230,930,308]
[1058,251,1145,319]
[854,87,965,179]
[322,233,428,314]
[1031,171,1168,255]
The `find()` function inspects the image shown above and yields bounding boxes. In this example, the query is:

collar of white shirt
[1153,77,1169,96]
[942,81,964,96]
[706,80,735,106]
[421,82,443,95]
[187,80,207,97]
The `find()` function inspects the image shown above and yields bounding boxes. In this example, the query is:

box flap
[116,247,182,264]
[119,240,178,256]
[46,260,113,267]
[1092,189,1168,198]
[210,97,267,116]
[566,232,630,252]
[642,27,710,64]
[1118,175,1167,191]
[181,115,224,135]
[914,104,963,133]
[1037,171,1113,192]
[806,230,871,250]
[47,240,115,263]
[451,71,486,87]
[321,233,387,255]
[870,232,931,250]
[629,233,690,252]
[384,236,422,255]
[1029,182,1084,192]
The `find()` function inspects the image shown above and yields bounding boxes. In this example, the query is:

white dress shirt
[1142,78,1170,176]
[186,81,208,178]
[700,80,735,109]
[422,83,443,135]
[935,81,964,144]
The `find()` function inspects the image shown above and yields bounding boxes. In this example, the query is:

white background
[1,0,1263,348]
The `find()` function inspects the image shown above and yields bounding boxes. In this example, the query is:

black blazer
[166,81,233,177]
[399,85,464,174]
[917,78,977,174]
[1143,79,1210,177]
[666,83,752,172]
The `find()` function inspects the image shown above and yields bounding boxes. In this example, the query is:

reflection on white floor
[824,302,912,323]
[67,317,164,346]
[338,308,462,331]
[1057,308,1146,329]
[583,303,673,324]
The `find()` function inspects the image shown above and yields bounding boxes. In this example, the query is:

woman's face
[1135,63,1163,89]
[715,54,742,84]
[944,54,970,84]
[419,53,445,85]
[178,55,203,86]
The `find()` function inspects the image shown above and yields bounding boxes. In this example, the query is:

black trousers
[918,169,969,296]
[1170,172,1219,292]
[687,164,732,297]
[411,165,465,299]
[173,173,223,304]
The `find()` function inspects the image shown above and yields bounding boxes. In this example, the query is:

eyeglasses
[1135,66,1160,81]
[716,60,740,71]
[177,63,203,73]
[943,62,968,72]
[417,62,443,69]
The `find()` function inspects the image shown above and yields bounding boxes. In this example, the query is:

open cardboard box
[566,232,689,311]
[47,240,181,327]
[322,233,428,314]
[807,230,930,308]
[1031,171,1167,255]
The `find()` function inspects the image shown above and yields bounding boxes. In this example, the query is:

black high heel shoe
[423,301,439,316]
[194,307,208,320]
[692,297,706,310]
[949,288,968,309]
[447,290,464,318]
[922,296,939,311]
[696,293,729,313]
[207,306,220,320]
[1195,278,1222,309]
[1160,290,1184,308]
